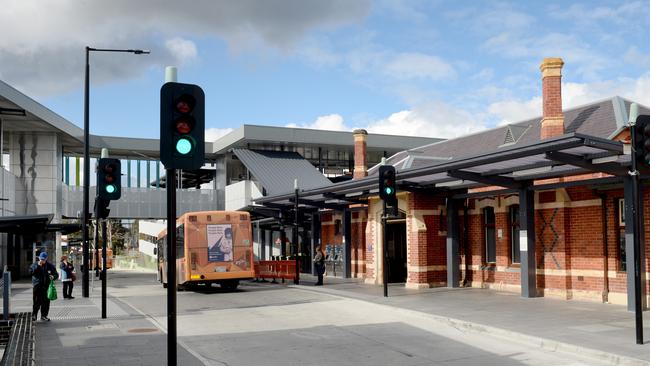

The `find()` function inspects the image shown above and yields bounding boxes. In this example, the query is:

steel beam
[448,170,523,189]
[446,198,460,287]
[519,185,536,298]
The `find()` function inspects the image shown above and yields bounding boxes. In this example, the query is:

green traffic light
[105,184,116,194]
[385,187,393,195]
[176,138,192,155]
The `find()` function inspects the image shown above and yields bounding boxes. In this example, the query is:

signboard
[207,224,233,262]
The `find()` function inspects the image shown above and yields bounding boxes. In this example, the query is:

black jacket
[29,261,59,287]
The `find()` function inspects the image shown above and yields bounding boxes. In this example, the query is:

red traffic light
[175,95,195,114]
[175,119,193,134]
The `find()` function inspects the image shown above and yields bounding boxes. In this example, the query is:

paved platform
[5,280,203,366]
[293,274,650,366]
[5,271,650,365]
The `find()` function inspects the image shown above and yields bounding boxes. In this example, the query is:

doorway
[386,220,407,283]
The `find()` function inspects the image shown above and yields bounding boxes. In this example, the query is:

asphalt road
[106,270,613,366]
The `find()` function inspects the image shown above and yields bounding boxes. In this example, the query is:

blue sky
[2,0,650,141]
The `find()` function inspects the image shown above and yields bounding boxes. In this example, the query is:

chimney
[540,57,565,139]
[353,129,368,179]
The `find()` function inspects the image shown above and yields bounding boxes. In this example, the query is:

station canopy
[254,133,628,211]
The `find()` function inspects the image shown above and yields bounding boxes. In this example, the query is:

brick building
[256,57,650,309]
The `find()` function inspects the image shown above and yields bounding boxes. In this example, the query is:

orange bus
[157,211,255,290]
[89,248,113,270]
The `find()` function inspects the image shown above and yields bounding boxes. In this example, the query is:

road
[103,270,613,366]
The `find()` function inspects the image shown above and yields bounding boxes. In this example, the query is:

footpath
[5,271,650,365]
[4,279,203,366]
[294,274,650,366]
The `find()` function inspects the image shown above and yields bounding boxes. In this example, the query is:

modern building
[0,78,439,277]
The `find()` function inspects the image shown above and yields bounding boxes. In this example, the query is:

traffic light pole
[629,121,644,345]
[166,168,178,366]
[383,200,388,298]
[101,218,107,319]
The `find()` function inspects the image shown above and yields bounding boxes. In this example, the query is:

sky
[2,0,650,142]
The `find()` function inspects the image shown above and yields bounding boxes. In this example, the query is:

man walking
[30,252,58,321]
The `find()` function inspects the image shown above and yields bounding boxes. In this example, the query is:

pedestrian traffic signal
[378,165,397,208]
[634,115,650,168]
[97,158,121,201]
[160,82,205,170]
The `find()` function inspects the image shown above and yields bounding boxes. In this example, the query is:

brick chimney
[540,57,565,139]
[353,129,368,179]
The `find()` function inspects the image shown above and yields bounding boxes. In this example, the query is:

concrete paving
[294,274,650,365]
[5,280,204,366]
[5,270,650,365]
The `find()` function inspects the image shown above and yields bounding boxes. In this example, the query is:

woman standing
[313,245,326,286]
[60,256,75,299]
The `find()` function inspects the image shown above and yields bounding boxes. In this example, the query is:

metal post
[101,218,107,319]
[293,184,300,284]
[94,202,100,278]
[166,168,177,365]
[519,186,536,298]
[446,198,460,287]
[628,116,644,345]
[82,47,90,298]
[383,200,388,297]
[343,208,352,278]
[310,213,320,275]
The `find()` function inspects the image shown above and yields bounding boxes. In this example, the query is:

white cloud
[0,0,370,97]
[205,127,234,142]
[165,37,198,63]
[488,97,541,126]
[285,114,348,132]
[286,101,486,139]
[486,74,650,126]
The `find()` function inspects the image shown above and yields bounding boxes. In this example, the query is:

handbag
[71,273,77,282]
[47,281,58,301]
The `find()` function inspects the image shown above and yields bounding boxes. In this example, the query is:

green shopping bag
[47,280,57,301]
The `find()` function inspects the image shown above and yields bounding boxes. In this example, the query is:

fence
[255,260,298,283]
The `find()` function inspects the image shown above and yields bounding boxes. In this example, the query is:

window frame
[483,207,496,264]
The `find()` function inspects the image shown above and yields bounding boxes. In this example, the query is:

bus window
[176,224,185,259]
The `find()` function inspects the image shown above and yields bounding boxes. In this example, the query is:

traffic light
[634,115,650,168]
[378,165,397,209]
[97,158,121,201]
[160,82,205,170]
[94,198,110,219]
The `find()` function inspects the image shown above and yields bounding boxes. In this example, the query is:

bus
[158,211,255,290]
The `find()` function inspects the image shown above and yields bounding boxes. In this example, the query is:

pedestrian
[313,245,325,286]
[29,252,59,321]
[60,255,75,299]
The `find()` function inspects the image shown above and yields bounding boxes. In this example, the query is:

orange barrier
[255,260,298,282]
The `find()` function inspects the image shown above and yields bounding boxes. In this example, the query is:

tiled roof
[380,96,650,172]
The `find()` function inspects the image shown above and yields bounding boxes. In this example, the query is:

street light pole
[82,47,150,298]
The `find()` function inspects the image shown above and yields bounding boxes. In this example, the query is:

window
[509,205,520,264]
[484,207,496,263]
[617,198,626,271]
[176,224,185,259]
